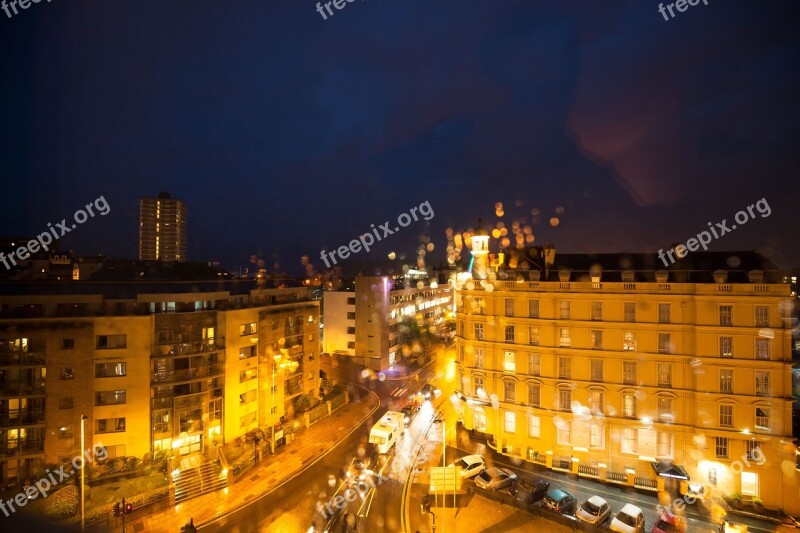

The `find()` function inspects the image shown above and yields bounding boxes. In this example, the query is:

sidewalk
[122,390,379,532]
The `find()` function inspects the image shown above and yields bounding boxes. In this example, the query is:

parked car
[541,488,578,515]
[577,495,612,525]
[420,383,435,399]
[610,503,646,533]
[448,454,486,479]
[652,511,685,533]
[505,477,549,505]
[400,400,421,424]
[474,467,517,490]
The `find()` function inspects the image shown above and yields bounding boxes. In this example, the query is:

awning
[651,461,690,480]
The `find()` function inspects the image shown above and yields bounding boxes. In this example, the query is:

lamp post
[80,414,88,529]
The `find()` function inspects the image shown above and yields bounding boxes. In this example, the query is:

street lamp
[80,414,88,529]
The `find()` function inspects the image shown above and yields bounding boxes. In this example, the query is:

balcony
[0,410,45,427]
[174,392,208,410]
[284,382,304,398]
[179,420,204,434]
[0,381,46,396]
[153,337,225,357]
[151,363,223,384]
[0,352,46,366]
[2,441,45,457]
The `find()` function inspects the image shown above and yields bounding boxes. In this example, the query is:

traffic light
[113,502,121,517]
[125,502,133,514]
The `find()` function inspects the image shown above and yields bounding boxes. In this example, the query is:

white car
[610,503,645,533]
[576,495,611,525]
[448,455,485,478]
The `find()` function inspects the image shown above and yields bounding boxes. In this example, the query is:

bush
[44,485,79,520]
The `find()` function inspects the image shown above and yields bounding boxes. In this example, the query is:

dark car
[474,467,518,490]
[420,383,435,399]
[506,477,549,504]
[542,488,578,515]
[401,401,420,424]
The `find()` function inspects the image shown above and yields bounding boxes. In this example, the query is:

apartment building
[139,192,188,262]
[323,276,452,371]
[0,281,319,484]
[453,247,799,515]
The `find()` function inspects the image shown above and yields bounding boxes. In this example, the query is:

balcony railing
[153,337,225,357]
[2,441,45,456]
[0,353,46,366]
[152,422,171,434]
[174,392,208,410]
[152,363,223,384]
[151,396,173,409]
[0,411,45,427]
[179,420,204,434]
[0,382,46,396]
[284,382,304,397]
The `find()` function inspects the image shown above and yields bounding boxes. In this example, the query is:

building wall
[455,279,798,514]
[322,291,354,356]
[221,307,261,440]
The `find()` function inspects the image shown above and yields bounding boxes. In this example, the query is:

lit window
[623,331,636,351]
[559,328,571,347]
[755,408,769,430]
[623,394,636,418]
[528,327,540,346]
[528,414,541,438]
[590,330,603,350]
[474,323,484,340]
[503,351,516,372]
[590,422,604,449]
[622,427,637,453]
[719,336,733,358]
[755,339,769,360]
[504,411,516,433]
[474,348,484,369]
[754,306,769,327]
[720,369,733,393]
[755,371,769,396]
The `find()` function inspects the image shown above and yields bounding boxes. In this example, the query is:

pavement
[118,389,380,533]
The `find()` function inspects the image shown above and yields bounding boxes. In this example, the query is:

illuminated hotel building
[453,244,799,515]
[0,282,318,485]
[323,276,452,371]
[139,192,187,262]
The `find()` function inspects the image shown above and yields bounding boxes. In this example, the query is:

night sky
[1,1,799,276]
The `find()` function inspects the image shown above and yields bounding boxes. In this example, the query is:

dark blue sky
[1,0,799,275]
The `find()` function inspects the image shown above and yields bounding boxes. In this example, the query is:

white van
[368,411,404,454]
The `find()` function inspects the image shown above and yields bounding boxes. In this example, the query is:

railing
[152,422,171,434]
[179,420,204,433]
[0,353,46,366]
[174,393,206,410]
[634,476,658,490]
[528,450,546,464]
[0,411,45,426]
[154,337,225,357]
[607,471,627,483]
[284,382,303,397]
[553,458,571,471]
[463,280,788,296]
[0,382,46,395]
[578,464,599,477]
[2,442,45,456]
[151,397,173,409]
[152,363,223,383]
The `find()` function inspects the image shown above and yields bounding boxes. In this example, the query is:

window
[346,312,355,320]
[719,336,733,358]
[657,432,673,457]
[239,322,257,336]
[755,408,769,430]
[590,330,603,350]
[558,357,570,379]
[708,467,718,486]
[591,359,604,381]
[59,426,73,439]
[346,326,355,334]
[96,334,126,349]
[719,405,733,427]
[347,341,355,349]
[658,397,673,422]
[240,390,257,406]
[504,381,516,402]
[471,297,485,315]
[95,362,127,378]
[623,331,636,351]
[755,371,769,396]
[658,303,671,324]
[720,369,733,393]
[557,423,571,445]
[623,361,636,385]
[504,411,516,433]
[755,339,769,360]
[558,389,572,411]
[528,414,541,438]
[623,394,637,418]
[528,384,540,407]
[528,300,539,319]
[559,300,571,319]
[61,339,75,350]
[60,368,74,380]
[590,390,604,415]
[59,397,73,409]
[741,471,759,498]
[528,327,540,346]
[96,418,126,433]
[474,323,484,340]
[719,305,732,326]
[624,302,636,322]
[715,437,728,458]
[590,423,604,449]
[559,328,571,347]
[505,325,515,343]
[622,427,637,453]
[239,346,256,359]
[240,412,257,428]
[745,440,762,461]
[505,299,515,317]
[591,302,603,321]
[474,348,484,369]
[657,363,672,387]
[528,353,540,376]
[503,351,516,372]
[239,369,257,383]
[658,333,671,354]
[755,306,769,327]
[95,390,126,406]
[458,344,464,363]
[347,297,355,305]
[473,376,484,395]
